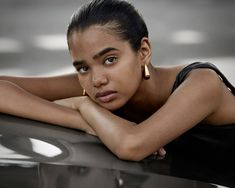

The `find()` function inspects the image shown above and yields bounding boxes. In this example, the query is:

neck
[124,65,167,117]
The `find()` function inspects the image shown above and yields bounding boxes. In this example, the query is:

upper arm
[0,73,82,100]
[131,69,223,160]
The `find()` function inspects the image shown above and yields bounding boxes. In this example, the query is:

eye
[77,66,89,74]
[104,56,118,65]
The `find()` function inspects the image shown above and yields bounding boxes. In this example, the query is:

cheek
[78,75,90,91]
[116,61,142,95]
[77,75,83,87]
[124,72,142,94]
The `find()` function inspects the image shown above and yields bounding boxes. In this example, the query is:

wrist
[77,96,94,111]
[70,108,97,136]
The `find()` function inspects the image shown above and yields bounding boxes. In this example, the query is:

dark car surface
[0,113,234,188]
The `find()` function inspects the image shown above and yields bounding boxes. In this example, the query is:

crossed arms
[0,69,222,161]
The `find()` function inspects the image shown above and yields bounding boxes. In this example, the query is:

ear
[138,37,152,65]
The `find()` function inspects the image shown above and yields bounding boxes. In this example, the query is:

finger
[158,147,166,156]
[153,151,158,155]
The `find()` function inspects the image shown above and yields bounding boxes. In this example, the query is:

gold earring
[143,64,150,80]
[82,89,86,96]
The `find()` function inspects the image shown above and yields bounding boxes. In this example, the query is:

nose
[92,69,108,88]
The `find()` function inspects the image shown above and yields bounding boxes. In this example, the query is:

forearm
[0,80,95,134]
[0,73,82,101]
[76,97,166,160]
[77,98,136,155]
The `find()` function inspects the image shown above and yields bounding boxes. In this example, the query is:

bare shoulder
[153,64,223,101]
[176,68,224,105]
[160,67,225,127]
[155,64,189,90]
[187,67,224,94]
[188,69,235,125]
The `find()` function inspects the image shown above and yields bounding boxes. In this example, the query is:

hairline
[67,22,140,52]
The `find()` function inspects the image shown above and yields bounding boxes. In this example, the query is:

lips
[95,90,117,103]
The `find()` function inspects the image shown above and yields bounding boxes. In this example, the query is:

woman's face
[69,25,145,111]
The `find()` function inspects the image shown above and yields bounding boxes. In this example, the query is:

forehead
[69,25,128,58]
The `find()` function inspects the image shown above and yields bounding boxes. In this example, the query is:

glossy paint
[0,114,234,188]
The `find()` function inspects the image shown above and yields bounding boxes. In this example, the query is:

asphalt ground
[0,0,235,84]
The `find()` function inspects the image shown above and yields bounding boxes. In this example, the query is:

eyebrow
[93,47,119,59]
[73,60,85,67]
[73,47,119,67]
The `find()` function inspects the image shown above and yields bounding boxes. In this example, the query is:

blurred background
[0,0,234,84]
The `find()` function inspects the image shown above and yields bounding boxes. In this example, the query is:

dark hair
[67,0,148,51]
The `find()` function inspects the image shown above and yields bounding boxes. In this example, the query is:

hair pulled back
[67,0,148,51]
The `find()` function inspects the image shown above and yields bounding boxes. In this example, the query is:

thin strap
[171,62,235,95]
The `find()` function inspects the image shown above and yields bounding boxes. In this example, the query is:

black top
[171,62,235,94]
[168,62,235,163]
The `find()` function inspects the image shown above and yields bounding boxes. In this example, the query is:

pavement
[0,0,235,82]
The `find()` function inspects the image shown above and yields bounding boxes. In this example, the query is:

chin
[99,100,126,111]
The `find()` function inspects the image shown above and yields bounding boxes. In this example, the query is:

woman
[0,0,235,161]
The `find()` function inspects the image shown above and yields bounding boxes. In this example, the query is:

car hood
[0,114,233,188]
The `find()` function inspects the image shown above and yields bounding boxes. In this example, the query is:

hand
[54,96,97,136]
[152,147,166,160]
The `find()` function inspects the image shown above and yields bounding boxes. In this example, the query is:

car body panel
[0,114,233,188]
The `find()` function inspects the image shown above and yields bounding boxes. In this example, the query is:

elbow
[114,134,145,162]
[116,152,143,162]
